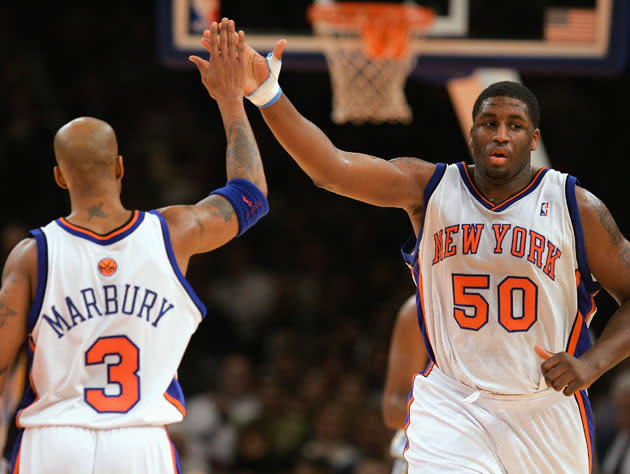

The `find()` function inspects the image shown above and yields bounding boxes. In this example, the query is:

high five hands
[188,18,247,103]
[189,17,287,98]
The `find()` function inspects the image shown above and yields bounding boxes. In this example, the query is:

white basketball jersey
[16,210,206,429]
[402,163,599,394]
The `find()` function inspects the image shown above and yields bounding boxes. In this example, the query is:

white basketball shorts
[11,425,180,473]
[404,364,593,474]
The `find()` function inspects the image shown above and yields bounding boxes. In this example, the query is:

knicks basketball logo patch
[98,258,118,276]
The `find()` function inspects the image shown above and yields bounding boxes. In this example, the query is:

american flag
[544,8,597,42]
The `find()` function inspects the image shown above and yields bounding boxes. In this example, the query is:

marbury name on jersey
[42,283,175,338]
[432,223,562,280]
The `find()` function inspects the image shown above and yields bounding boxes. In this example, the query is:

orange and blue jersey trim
[164,376,187,417]
[575,390,594,474]
[26,229,48,332]
[457,161,549,212]
[565,175,600,294]
[400,163,446,365]
[9,429,23,474]
[402,372,418,455]
[563,175,596,474]
[55,210,144,245]
[165,428,182,474]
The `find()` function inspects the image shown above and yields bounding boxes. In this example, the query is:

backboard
[157,0,629,79]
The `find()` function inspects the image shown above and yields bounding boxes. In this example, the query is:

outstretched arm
[382,295,429,429]
[238,32,436,222]
[537,187,630,396]
[160,19,268,273]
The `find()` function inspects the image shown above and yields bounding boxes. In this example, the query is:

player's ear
[115,155,124,180]
[531,128,540,151]
[53,166,68,190]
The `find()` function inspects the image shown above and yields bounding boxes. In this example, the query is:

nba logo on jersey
[540,202,550,216]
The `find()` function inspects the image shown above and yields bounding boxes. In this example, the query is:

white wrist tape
[246,53,282,108]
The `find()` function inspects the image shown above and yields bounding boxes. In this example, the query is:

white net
[320,35,417,124]
[309,3,434,125]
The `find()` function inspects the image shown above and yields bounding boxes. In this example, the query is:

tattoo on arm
[225,121,262,181]
[620,247,630,272]
[0,299,17,329]
[595,201,622,245]
[200,197,234,222]
[595,200,630,270]
[88,202,108,221]
[0,366,8,376]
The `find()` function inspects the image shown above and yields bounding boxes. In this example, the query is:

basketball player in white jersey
[0,19,269,473]
[382,295,429,474]
[221,27,630,473]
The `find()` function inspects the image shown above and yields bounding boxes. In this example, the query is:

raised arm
[237,32,436,221]
[160,19,268,273]
[537,186,630,395]
[382,295,429,429]
[0,238,36,393]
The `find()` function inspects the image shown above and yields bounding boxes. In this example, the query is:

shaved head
[53,117,119,177]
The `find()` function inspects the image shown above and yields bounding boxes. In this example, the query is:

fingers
[238,30,246,53]
[272,39,288,60]
[226,19,238,59]
[544,364,573,392]
[188,55,207,71]
[534,345,553,361]
[563,380,581,397]
[209,22,220,57]
[220,18,229,59]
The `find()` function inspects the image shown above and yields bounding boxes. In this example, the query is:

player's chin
[482,159,511,179]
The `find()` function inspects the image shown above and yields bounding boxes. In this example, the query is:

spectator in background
[301,400,360,473]
[171,353,262,473]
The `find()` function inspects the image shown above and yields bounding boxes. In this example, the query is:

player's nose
[493,123,509,143]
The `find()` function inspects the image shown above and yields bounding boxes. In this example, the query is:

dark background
[2,1,630,473]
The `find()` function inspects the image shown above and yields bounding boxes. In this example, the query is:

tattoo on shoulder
[0,365,8,376]
[88,202,108,221]
[594,200,623,246]
[202,197,234,223]
[620,247,630,272]
[0,299,17,329]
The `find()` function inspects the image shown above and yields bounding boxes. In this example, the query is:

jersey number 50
[84,335,141,413]
[452,274,538,332]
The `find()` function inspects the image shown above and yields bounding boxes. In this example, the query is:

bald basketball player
[0,19,268,473]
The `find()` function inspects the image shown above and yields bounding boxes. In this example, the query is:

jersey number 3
[84,335,141,413]
[452,274,538,332]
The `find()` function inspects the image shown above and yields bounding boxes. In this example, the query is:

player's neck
[470,164,538,205]
[65,199,133,235]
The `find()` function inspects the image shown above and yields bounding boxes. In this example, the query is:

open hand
[535,345,599,396]
[201,23,287,96]
[189,18,244,103]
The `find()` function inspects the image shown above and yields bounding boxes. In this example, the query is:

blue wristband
[210,178,269,236]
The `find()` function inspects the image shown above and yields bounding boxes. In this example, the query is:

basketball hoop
[307,2,435,124]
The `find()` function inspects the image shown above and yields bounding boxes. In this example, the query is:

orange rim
[307,2,435,30]
[307,2,435,59]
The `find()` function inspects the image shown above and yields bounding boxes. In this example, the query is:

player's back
[16,210,206,429]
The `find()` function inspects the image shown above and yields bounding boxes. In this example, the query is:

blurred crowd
[2,2,630,473]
